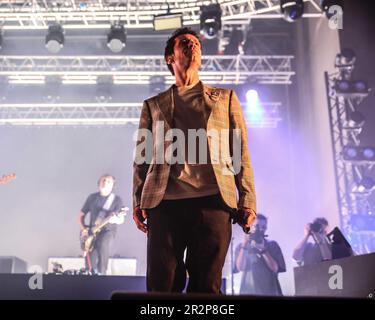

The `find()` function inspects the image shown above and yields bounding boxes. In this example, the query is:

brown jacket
[133,83,256,212]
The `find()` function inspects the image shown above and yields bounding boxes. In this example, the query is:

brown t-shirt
[163,81,219,200]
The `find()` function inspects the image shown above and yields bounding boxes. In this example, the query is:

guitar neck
[92,216,112,234]
[92,208,125,234]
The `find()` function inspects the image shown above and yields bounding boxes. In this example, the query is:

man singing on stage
[133,27,257,293]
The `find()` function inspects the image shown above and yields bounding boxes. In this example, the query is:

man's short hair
[164,27,202,75]
[97,174,116,186]
[313,217,328,226]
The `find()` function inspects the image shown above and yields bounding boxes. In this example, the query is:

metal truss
[0,0,324,30]
[325,71,375,254]
[0,101,283,128]
[0,55,295,85]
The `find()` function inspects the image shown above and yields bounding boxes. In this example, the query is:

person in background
[78,174,124,274]
[292,217,332,266]
[234,214,286,296]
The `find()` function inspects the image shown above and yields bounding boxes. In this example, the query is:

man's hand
[133,206,148,234]
[235,207,257,233]
[304,223,312,237]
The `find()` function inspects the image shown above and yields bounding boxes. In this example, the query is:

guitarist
[78,174,124,275]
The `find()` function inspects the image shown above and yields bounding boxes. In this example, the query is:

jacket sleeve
[229,90,257,212]
[132,100,152,209]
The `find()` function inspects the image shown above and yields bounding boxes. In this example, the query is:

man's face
[99,176,114,195]
[252,218,267,235]
[167,33,202,74]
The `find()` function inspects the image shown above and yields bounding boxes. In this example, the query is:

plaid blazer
[133,82,256,212]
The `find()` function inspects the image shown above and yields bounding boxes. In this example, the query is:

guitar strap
[96,193,116,222]
[103,193,115,211]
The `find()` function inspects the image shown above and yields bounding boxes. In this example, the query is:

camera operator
[292,217,332,266]
[233,214,286,296]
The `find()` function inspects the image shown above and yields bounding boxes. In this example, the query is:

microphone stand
[230,236,235,295]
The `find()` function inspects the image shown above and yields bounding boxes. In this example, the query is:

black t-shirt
[234,240,286,296]
[81,192,124,233]
[301,242,324,266]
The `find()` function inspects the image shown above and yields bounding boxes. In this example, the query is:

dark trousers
[86,230,114,275]
[146,194,232,294]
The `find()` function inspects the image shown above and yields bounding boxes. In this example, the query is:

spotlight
[321,0,344,19]
[343,146,375,162]
[347,110,365,128]
[335,48,356,79]
[280,0,304,22]
[154,13,182,31]
[334,79,370,97]
[363,148,375,161]
[45,24,64,53]
[342,146,358,160]
[200,4,222,40]
[336,48,356,67]
[358,177,375,192]
[335,79,350,92]
[107,24,127,53]
[245,87,264,123]
[353,80,369,93]
[246,89,259,107]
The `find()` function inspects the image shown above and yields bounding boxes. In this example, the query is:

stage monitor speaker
[0,256,27,273]
[47,257,137,275]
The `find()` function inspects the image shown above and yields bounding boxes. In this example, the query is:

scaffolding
[0,0,324,30]
[325,71,375,254]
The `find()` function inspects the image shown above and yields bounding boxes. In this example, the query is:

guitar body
[80,230,96,252]
[80,206,128,254]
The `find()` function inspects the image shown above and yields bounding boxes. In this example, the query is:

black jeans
[146,194,232,293]
[86,230,114,275]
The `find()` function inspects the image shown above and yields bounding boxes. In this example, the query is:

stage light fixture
[342,146,375,162]
[153,13,182,31]
[334,79,370,97]
[321,0,344,19]
[358,177,375,192]
[107,24,127,53]
[353,80,368,93]
[200,4,222,39]
[335,48,356,79]
[45,24,64,53]
[244,84,265,124]
[336,48,356,67]
[347,110,365,128]
[280,0,304,23]
[363,148,375,161]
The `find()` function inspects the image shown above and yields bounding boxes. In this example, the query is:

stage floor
[0,274,147,300]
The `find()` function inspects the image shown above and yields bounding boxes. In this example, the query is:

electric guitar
[0,173,16,184]
[80,206,128,252]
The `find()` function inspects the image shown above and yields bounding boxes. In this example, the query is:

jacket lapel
[154,85,174,129]
[154,82,221,129]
